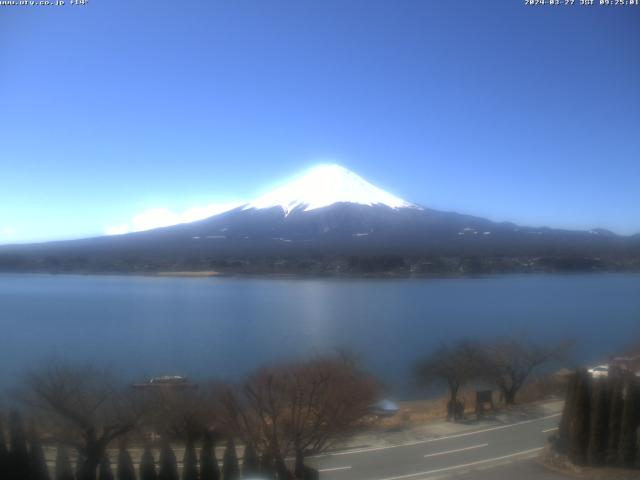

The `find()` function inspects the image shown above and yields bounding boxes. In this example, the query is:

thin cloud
[1,227,17,237]
[104,202,245,236]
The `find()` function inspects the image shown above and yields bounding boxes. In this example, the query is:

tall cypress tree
[158,441,178,480]
[199,433,219,480]
[99,452,114,480]
[55,445,74,480]
[568,369,591,466]
[606,374,624,466]
[241,443,259,478]
[221,439,239,480]
[294,450,305,479]
[274,456,290,480]
[618,375,640,468]
[259,452,275,480]
[139,444,157,480]
[557,372,578,454]
[182,436,198,480]
[29,425,51,480]
[0,417,9,480]
[76,452,86,480]
[117,448,136,480]
[587,378,609,466]
[8,410,30,480]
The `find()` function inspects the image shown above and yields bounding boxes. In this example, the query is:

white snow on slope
[245,164,418,215]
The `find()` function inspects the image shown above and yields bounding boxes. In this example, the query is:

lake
[1,273,639,398]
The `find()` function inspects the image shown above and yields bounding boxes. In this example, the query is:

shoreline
[1,269,640,280]
[155,270,221,277]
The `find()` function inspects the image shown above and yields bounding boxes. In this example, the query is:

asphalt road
[307,413,566,480]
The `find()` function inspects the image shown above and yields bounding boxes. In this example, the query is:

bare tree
[481,337,572,405]
[220,355,378,477]
[19,365,144,480]
[414,341,483,421]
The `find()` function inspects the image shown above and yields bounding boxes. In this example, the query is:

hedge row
[556,369,640,469]
[0,412,315,480]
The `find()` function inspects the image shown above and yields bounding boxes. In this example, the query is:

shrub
[606,374,624,466]
[222,439,239,480]
[568,370,590,465]
[76,452,87,480]
[182,436,198,480]
[587,378,609,466]
[199,433,219,480]
[29,426,51,480]
[139,444,157,480]
[55,445,74,480]
[241,443,259,478]
[557,372,578,454]
[8,411,30,480]
[158,441,178,480]
[618,376,640,468]
[99,453,114,480]
[259,451,275,480]
[117,448,136,480]
[0,417,9,480]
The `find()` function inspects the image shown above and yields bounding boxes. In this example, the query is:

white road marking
[312,413,560,458]
[542,427,558,433]
[423,443,488,458]
[318,466,352,473]
[376,447,543,480]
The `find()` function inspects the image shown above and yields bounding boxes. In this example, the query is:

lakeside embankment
[155,271,221,277]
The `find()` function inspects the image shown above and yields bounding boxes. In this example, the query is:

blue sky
[1,0,639,243]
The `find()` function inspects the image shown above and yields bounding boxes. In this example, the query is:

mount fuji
[1,164,639,275]
[243,164,418,214]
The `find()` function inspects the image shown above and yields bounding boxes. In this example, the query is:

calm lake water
[1,273,639,397]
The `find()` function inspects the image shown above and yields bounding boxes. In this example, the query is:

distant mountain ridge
[1,165,639,275]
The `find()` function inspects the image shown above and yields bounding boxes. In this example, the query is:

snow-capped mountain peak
[245,164,418,215]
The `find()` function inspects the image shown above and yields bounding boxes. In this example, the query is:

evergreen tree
[259,452,275,480]
[241,443,259,478]
[182,436,198,480]
[587,378,609,466]
[158,441,178,480]
[294,450,305,479]
[117,448,136,480]
[29,425,51,480]
[55,445,74,480]
[557,372,578,454]
[221,439,239,480]
[568,369,591,466]
[99,453,114,480]
[8,410,31,480]
[0,417,9,480]
[619,376,640,468]
[606,374,624,466]
[139,444,157,480]
[274,456,290,480]
[76,453,86,480]
[199,433,219,480]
